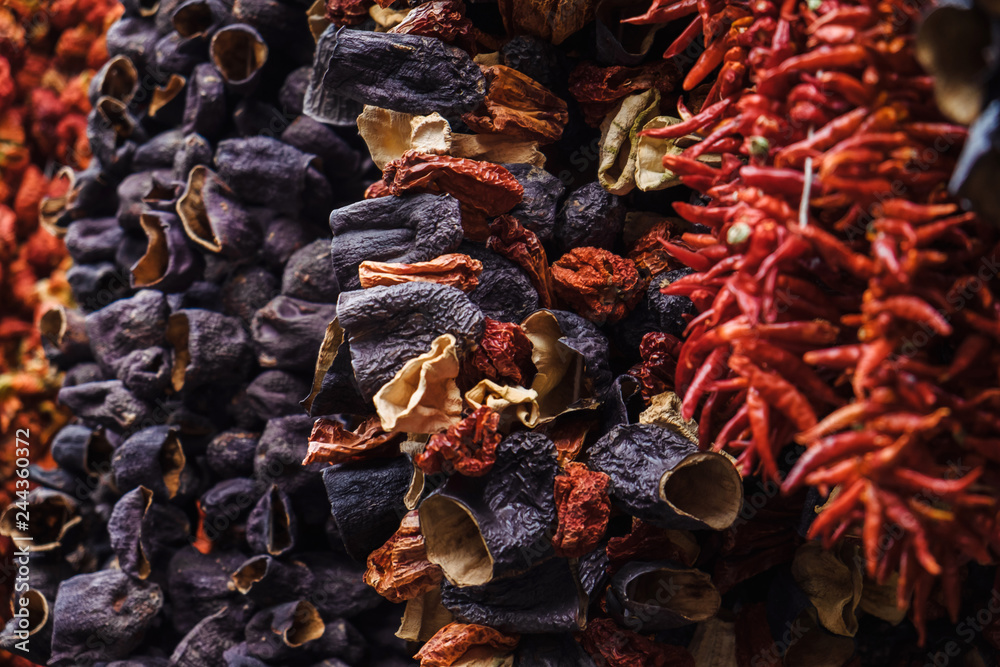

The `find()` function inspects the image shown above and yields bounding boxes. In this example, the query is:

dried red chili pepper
[471,317,536,387]
[581,617,695,667]
[365,510,445,603]
[551,247,646,325]
[462,65,569,144]
[415,407,502,477]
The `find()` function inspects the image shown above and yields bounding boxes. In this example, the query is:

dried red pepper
[365,510,445,603]
[415,407,502,477]
[471,318,536,387]
[551,462,611,558]
[551,247,647,325]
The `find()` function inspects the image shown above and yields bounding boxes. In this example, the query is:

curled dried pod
[0,489,81,553]
[306,27,486,116]
[374,333,463,435]
[153,32,204,77]
[504,163,565,242]
[56,380,155,432]
[40,167,116,237]
[105,17,159,77]
[462,65,569,144]
[210,24,269,93]
[241,370,312,421]
[85,290,168,374]
[50,424,113,478]
[167,308,252,391]
[183,62,228,139]
[420,431,558,586]
[555,182,626,252]
[39,305,92,368]
[131,211,205,292]
[415,622,519,667]
[440,557,585,633]
[250,296,338,372]
[174,133,213,182]
[89,96,143,168]
[170,605,255,667]
[365,510,444,603]
[112,426,188,500]
[597,88,660,195]
[0,589,52,665]
[635,116,684,191]
[605,561,721,632]
[247,485,298,557]
[551,247,646,325]
[322,455,413,561]
[109,487,191,579]
[88,55,140,107]
[329,193,464,290]
[337,282,485,399]
[586,424,743,530]
[177,165,260,256]
[790,542,863,638]
[49,571,163,666]
[116,170,174,231]
[231,555,314,606]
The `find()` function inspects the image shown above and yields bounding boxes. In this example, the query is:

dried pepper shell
[420,431,558,585]
[415,621,519,667]
[551,247,645,325]
[306,27,486,116]
[170,604,254,667]
[357,106,452,170]
[109,486,190,579]
[209,24,268,93]
[182,62,227,138]
[231,554,313,605]
[639,391,699,444]
[246,485,298,557]
[177,165,260,257]
[323,455,413,561]
[64,216,125,264]
[0,489,81,553]
[172,0,230,39]
[450,133,546,167]
[365,509,445,603]
[950,100,1000,221]
[595,0,664,65]
[206,430,259,478]
[586,423,742,530]
[504,163,565,242]
[168,308,252,390]
[606,561,721,632]
[337,282,485,400]
[111,425,187,500]
[597,88,660,195]
[329,192,464,290]
[462,65,569,144]
[132,211,205,292]
[49,571,163,666]
[241,601,327,662]
[634,116,684,191]
[374,333,463,434]
[496,0,594,45]
[167,547,247,635]
[440,557,585,633]
[57,380,154,432]
[359,253,482,292]
[398,587,455,642]
[463,242,541,324]
[39,304,92,368]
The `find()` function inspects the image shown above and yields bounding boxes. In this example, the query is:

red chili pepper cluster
[631,0,1000,639]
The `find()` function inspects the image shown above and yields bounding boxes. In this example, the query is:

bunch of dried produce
[0,0,120,649]
[627,0,1000,651]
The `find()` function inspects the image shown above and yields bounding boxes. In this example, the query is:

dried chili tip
[552,462,611,558]
[414,406,502,477]
[461,65,569,144]
[360,253,482,292]
[587,424,742,531]
[304,416,402,466]
[0,488,81,553]
[551,247,646,325]
[472,317,536,387]
[581,617,695,667]
[415,622,519,667]
[365,509,444,603]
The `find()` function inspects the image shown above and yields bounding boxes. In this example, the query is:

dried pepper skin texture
[323,455,414,561]
[329,192,464,291]
[49,424,112,478]
[249,296,338,373]
[132,211,205,292]
[108,487,190,580]
[440,558,585,633]
[472,318,536,387]
[64,216,124,263]
[167,547,252,635]
[85,289,169,376]
[487,214,555,308]
[359,253,482,292]
[337,282,485,400]
[231,554,314,606]
[365,510,444,603]
[176,165,260,258]
[552,247,646,325]
[57,380,154,432]
[416,622,519,667]
[415,406,503,477]
[586,424,742,530]
[605,561,721,632]
[552,462,611,558]
[241,370,312,421]
[463,65,570,144]
[304,416,403,466]
[421,431,558,585]
[306,27,486,116]
[49,571,163,666]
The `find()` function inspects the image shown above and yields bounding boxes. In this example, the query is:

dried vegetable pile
[0,0,119,649]
[2,0,999,663]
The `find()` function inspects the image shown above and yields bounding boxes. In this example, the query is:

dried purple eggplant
[105,17,159,83]
[233,0,315,53]
[242,370,313,420]
[39,305,92,368]
[41,165,118,237]
[586,424,743,530]
[167,308,252,391]
[337,282,485,399]
[241,601,327,662]
[206,430,260,478]
[0,489,81,552]
[108,486,191,579]
[646,269,697,338]
[49,571,163,666]
[323,455,413,561]
[215,136,331,217]
[250,296,338,372]
[64,217,125,264]
[85,289,168,374]
[605,561,721,632]
[462,242,540,323]
[328,192,463,290]
[62,362,106,387]
[301,320,369,417]
[0,589,52,665]
[232,555,314,606]
[154,31,205,75]
[88,96,144,170]
[89,55,140,106]
[183,62,228,138]
[201,477,261,543]
[210,24,268,93]
[116,171,174,231]
[174,132,214,181]
[247,485,298,556]
[421,431,558,585]
[167,547,248,635]
[50,424,113,478]
[57,380,155,432]
[177,165,261,256]
[281,238,341,302]
[555,182,626,252]
[221,265,280,324]
[504,163,565,242]
[440,558,585,633]
[280,116,364,184]
[295,552,384,618]
[131,211,205,292]
[306,27,486,116]
[170,604,255,667]
[112,425,188,500]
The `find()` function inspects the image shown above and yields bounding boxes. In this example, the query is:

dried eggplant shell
[605,560,721,632]
[177,165,260,257]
